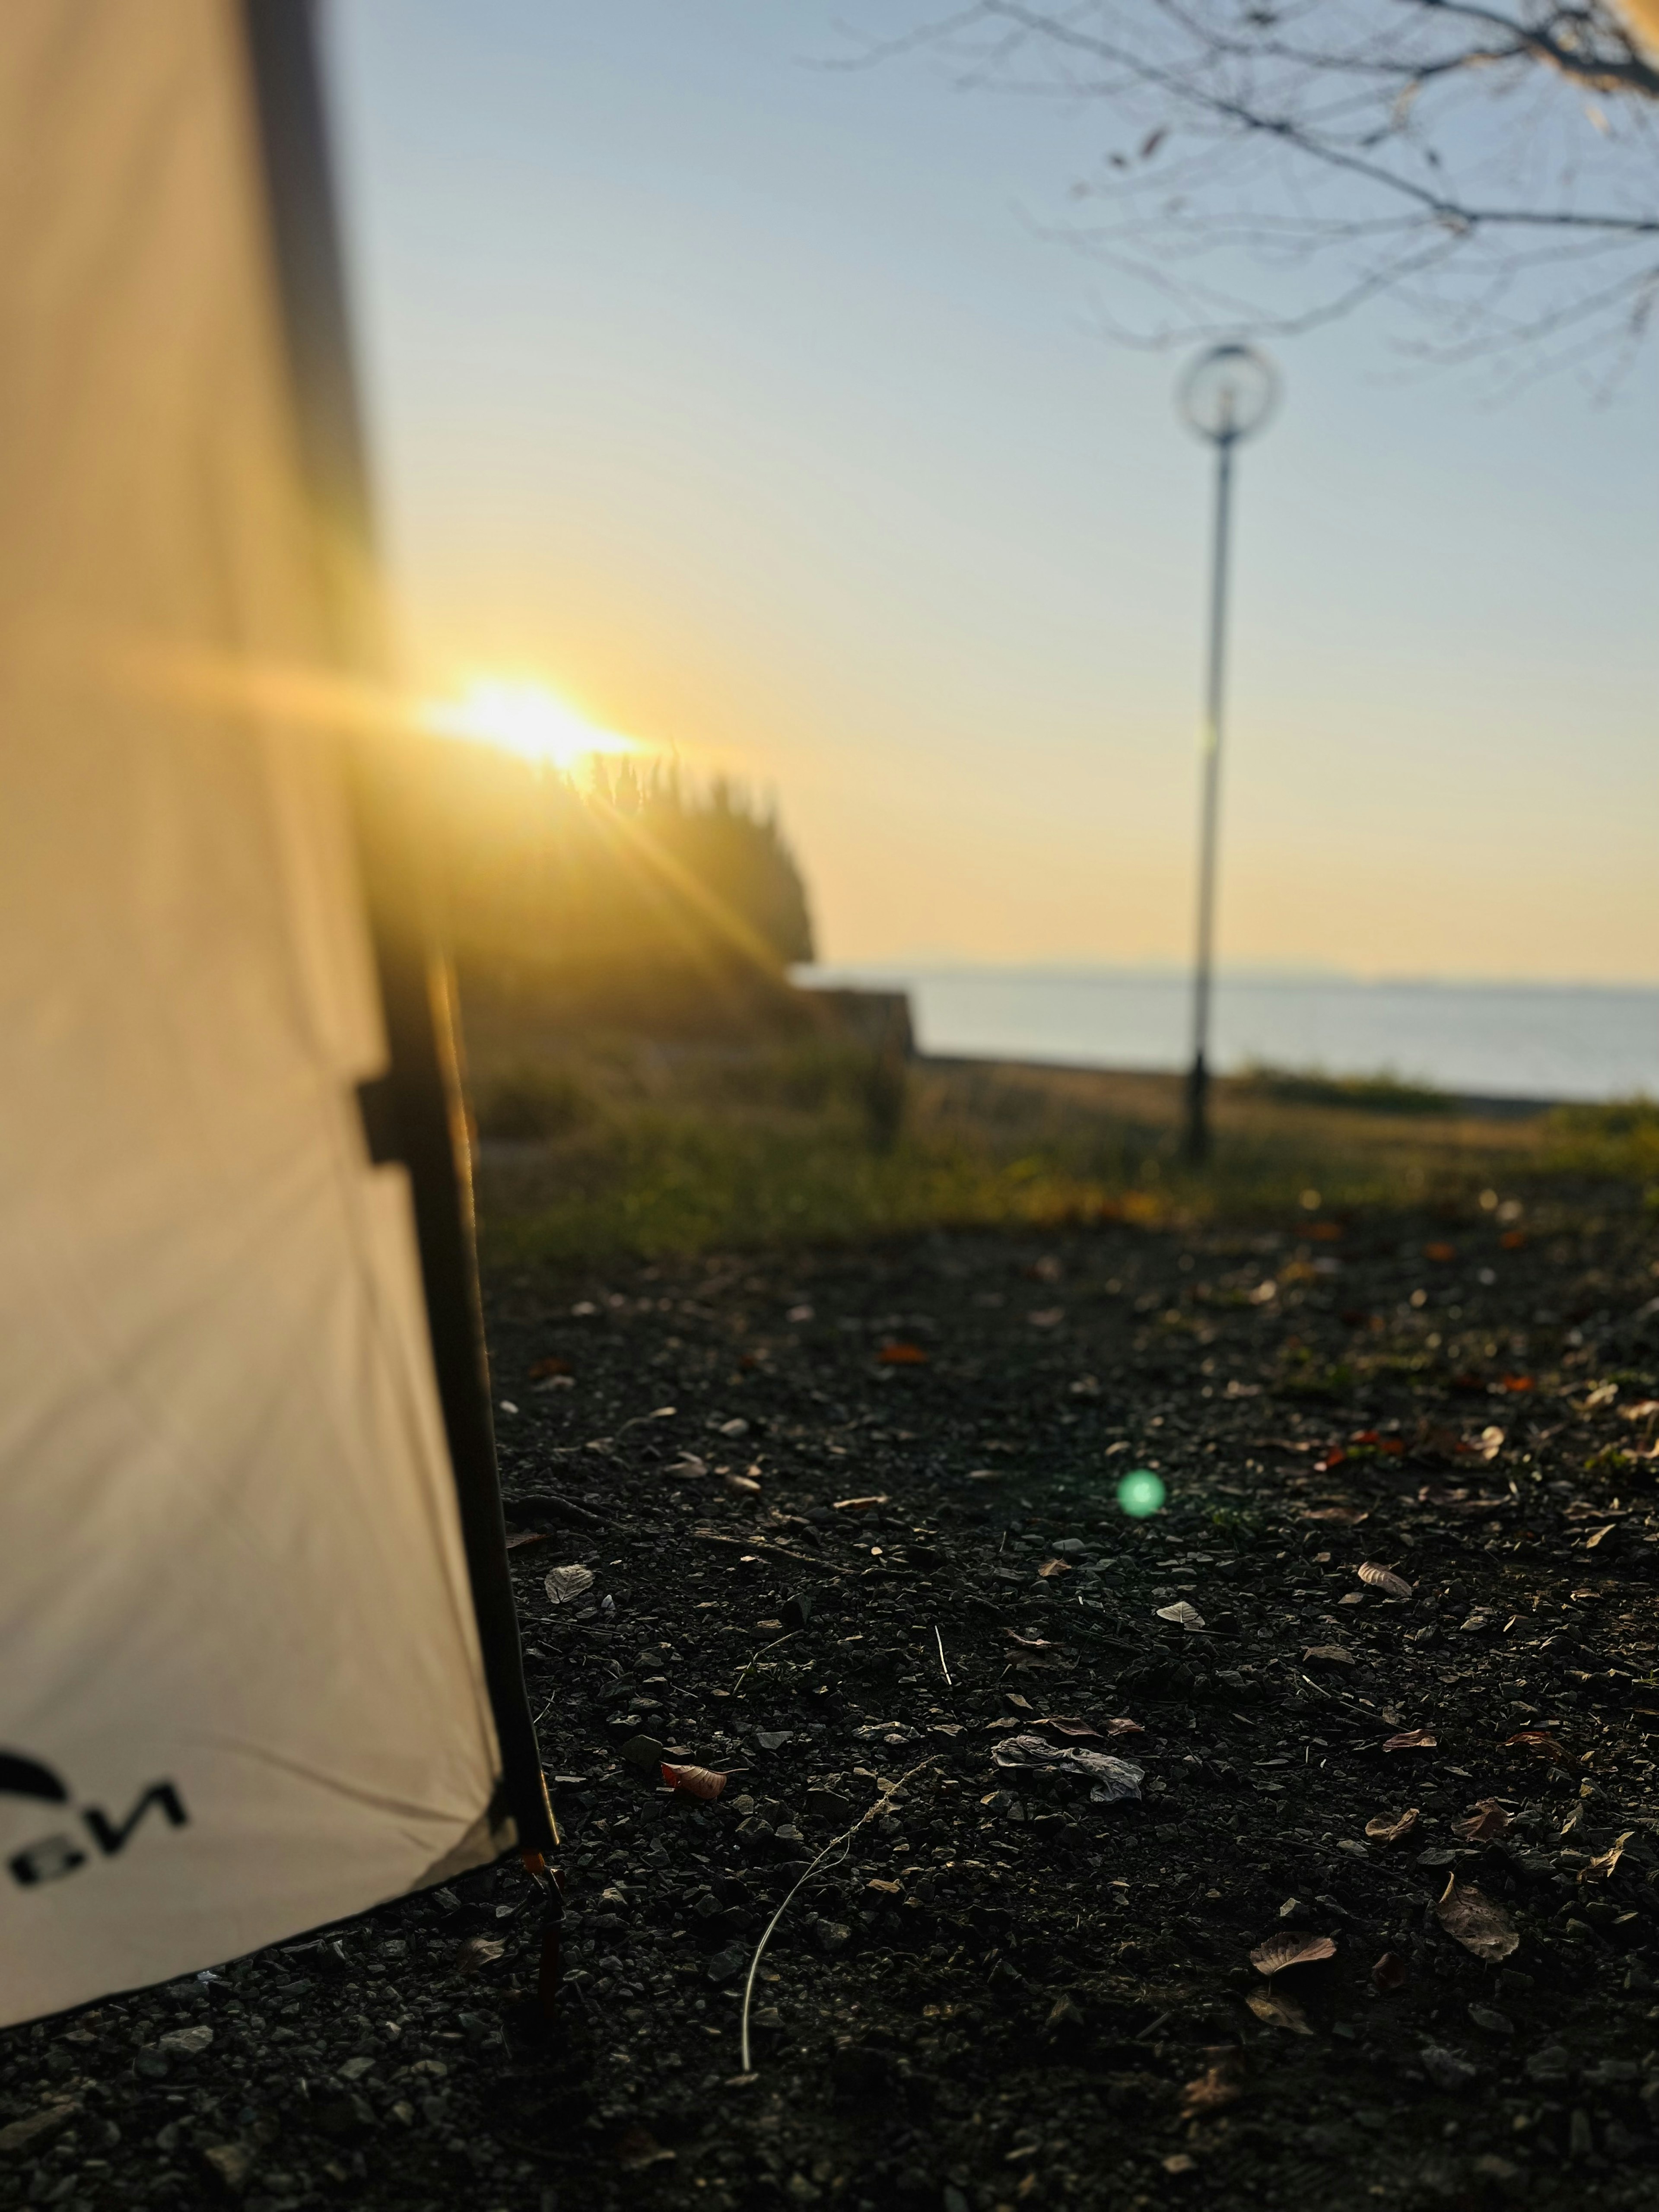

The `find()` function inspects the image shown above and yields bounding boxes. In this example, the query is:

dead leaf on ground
[456,1936,505,1976]
[1037,1557,1072,1577]
[1372,1951,1408,1992]
[1365,1807,1420,1845]
[1303,1645,1355,1667]
[1101,1716,1147,1738]
[664,1453,708,1481]
[1503,1729,1566,1763]
[1583,1830,1635,1881]
[1359,1561,1414,1600]
[1382,1729,1438,1752]
[504,1530,551,1551]
[1003,1630,1071,1673]
[1181,2063,1242,2115]
[1249,1932,1336,1977]
[1435,1877,1519,1963]
[1451,1799,1513,1843]
[661,1763,728,1802]
[1156,1601,1206,1630]
[876,1341,928,1366]
[1036,1715,1100,1738]
[528,1354,573,1379]
[1302,1505,1369,1524]
[612,2127,676,2173]
[1246,1987,1312,2035]
[545,1564,595,1607]
[833,1494,889,1512]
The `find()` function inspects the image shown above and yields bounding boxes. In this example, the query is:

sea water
[797,965,1659,1104]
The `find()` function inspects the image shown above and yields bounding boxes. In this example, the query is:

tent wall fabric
[0,0,547,2028]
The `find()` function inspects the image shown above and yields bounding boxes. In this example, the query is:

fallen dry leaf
[1451,1799,1513,1843]
[1382,1729,1438,1752]
[1180,2063,1243,2115]
[528,1354,573,1379]
[722,1471,762,1498]
[832,1494,889,1512]
[1582,1830,1635,1882]
[503,1529,551,1551]
[544,1564,595,1607]
[661,1762,728,1802]
[1435,1877,1519,1963]
[1302,1505,1370,1524]
[1365,1807,1420,1846]
[1156,1601,1206,1630]
[867,1877,903,1895]
[1372,1951,1408,1992]
[1249,1932,1336,1977]
[1036,1557,1072,1578]
[1036,1715,1100,1738]
[1246,1988,1312,2035]
[1303,1645,1355,1667]
[1102,1716,1147,1738]
[1503,1729,1566,1763]
[1358,1561,1414,1600]
[876,1341,928,1366]
[456,1936,505,1976]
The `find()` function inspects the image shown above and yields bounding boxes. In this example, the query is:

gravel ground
[9,1187,1659,2211]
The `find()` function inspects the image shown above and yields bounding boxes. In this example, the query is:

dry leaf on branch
[545,1564,595,1607]
[1246,1988,1312,2035]
[661,1763,728,1801]
[1372,1951,1408,1992]
[1451,1799,1513,1843]
[1582,1831,1634,1882]
[1358,1562,1414,1600]
[1249,1932,1336,1977]
[1382,1729,1438,1752]
[1365,1808,1420,1845]
[1435,1878,1519,1963]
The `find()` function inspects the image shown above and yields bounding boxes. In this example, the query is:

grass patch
[466,1038,1653,1263]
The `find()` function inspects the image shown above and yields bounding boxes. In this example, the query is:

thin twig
[738,1758,935,2076]
[934,1626,953,1687]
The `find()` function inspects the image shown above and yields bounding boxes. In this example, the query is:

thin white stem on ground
[738,1758,934,2076]
[934,1626,953,1687]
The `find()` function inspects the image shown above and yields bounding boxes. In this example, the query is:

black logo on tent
[0,1751,188,1887]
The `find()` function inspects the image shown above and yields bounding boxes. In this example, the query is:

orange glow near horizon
[420,677,645,772]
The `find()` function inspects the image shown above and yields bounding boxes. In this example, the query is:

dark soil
[10,1189,1659,2211]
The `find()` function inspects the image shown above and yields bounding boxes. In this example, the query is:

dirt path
[7,1188,1659,2212]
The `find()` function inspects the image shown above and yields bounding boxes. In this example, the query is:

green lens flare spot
[1116,1468,1166,1519]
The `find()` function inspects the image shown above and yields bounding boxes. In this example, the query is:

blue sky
[326,0,1659,981]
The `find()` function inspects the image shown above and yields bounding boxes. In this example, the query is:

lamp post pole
[1176,343,1281,1166]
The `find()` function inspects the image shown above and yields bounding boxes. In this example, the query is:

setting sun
[420,678,640,772]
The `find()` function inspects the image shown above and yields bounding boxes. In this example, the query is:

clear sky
[326,0,1659,984]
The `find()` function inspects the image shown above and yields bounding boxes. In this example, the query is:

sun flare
[420,679,640,772]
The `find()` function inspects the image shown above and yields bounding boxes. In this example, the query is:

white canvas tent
[0,0,552,2028]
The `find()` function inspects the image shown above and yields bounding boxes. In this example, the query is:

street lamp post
[1176,343,1281,1166]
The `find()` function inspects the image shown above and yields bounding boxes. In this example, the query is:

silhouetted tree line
[419,740,815,1035]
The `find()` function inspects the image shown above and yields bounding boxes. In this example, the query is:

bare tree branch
[852,0,1659,370]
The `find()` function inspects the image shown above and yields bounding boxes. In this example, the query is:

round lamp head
[1177,342,1281,445]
